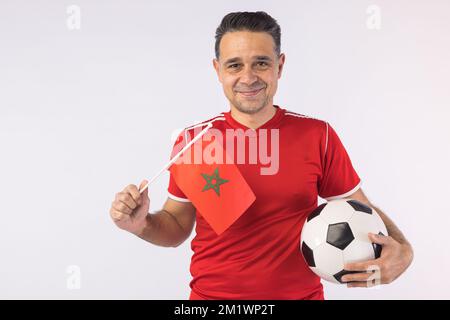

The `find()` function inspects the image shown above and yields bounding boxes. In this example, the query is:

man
[109,11,413,300]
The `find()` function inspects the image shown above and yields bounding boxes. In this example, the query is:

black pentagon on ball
[372,231,385,258]
[347,199,372,214]
[327,222,354,250]
[333,269,360,284]
[307,203,327,222]
[301,241,315,267]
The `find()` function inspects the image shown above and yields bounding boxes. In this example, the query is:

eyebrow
[223,55,273,65]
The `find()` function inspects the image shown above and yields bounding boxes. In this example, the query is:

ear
[212,58,222,83]
[277,53,286,79]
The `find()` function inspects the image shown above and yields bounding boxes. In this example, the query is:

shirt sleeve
[318,122,362,200]
[167,131,191,202]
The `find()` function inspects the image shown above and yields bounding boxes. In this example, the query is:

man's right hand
[110,180,150,235]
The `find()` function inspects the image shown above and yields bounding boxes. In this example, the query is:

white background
[1,0,449,299]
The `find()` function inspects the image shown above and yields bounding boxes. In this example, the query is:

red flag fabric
[168,129,256,235]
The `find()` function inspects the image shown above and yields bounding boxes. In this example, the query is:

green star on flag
[201,167,229,196]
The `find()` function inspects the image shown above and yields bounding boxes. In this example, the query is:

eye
[228,64,240,69]
[257,62,268,66]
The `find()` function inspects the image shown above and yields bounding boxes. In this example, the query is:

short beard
[232,95,270,115]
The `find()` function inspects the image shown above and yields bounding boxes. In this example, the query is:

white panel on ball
[319,200,354,225]
[311,267,340,284]
[312,243,344,277]
[343,239,375,264]
[300,216,328,249]
[348,211,380,241]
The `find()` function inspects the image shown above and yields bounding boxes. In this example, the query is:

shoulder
[284,109,326,124]
[283,109,328,133]
[183,113,226,132]
[172,113,226,145]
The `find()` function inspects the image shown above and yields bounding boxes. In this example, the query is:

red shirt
[167,105,361,299]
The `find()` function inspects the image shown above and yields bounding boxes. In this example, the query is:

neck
[230,103,277,130]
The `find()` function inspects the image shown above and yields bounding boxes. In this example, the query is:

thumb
[369,232,389,245]
[138,179,149,204]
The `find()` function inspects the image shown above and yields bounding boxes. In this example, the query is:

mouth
[236,88,264,97]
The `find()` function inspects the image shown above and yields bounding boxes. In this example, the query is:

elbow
[171,235,189,248]
[171,225,194,248]
[171,241,183,248]
[405,242,414,266]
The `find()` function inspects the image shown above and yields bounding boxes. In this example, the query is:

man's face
[213,31,285,115]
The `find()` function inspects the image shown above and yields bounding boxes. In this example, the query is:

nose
[239,65,258,86]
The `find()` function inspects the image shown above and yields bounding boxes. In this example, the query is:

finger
[110,208,129,222]
[369,232,392,245]
[113,200,133,215]
[347,282,368,288]
[347,278,380,288]
[344,259,379,272]
[341,271,379,283]
[116,192,138,210]
[125,184,141,205]
[139,179,149,195]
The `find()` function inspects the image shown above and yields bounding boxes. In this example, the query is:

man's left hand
[341,233,414,288]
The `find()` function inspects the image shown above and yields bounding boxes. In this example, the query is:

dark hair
[214,11,281,59]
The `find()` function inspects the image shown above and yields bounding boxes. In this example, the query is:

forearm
[136,210,189,248]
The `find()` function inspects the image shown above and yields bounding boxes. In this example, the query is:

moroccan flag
[168,128,256,235]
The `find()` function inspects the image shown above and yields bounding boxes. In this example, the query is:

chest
[232,129,322,212]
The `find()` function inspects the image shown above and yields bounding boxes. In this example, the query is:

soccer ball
[300,199,388,284]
